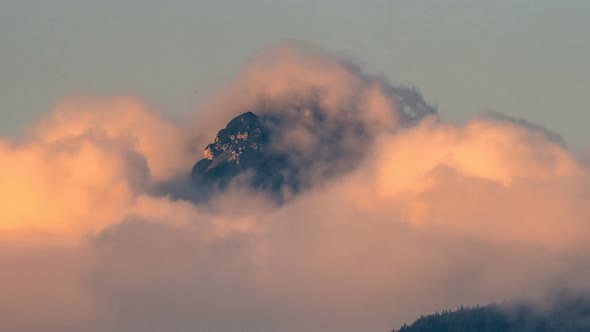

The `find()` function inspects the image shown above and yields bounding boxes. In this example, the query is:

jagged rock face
[191,111,298,195]
[198,112,267,167]
[190,105,365,197]
[190,89,437,200]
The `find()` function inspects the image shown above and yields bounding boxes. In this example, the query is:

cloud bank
[1,41,589,332]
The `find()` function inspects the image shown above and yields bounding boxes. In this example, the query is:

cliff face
[190,87,438,200]
[190,110,298,196]
[190,105,366,199]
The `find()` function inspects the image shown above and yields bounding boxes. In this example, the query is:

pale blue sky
[1,0,588,147]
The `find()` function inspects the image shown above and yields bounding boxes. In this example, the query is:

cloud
[36,96,194,182]
[0,95,205,235]
[190,41,438,194]
[1,41,590,332]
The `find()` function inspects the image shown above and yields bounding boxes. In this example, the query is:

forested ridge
[393,292,590,332]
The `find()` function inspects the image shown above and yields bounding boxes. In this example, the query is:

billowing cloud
[1,41,589,332]
[36,96,194,182]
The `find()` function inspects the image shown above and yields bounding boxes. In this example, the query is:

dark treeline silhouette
[392,291,590,332]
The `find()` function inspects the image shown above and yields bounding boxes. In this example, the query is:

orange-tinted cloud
[1,42,589,332]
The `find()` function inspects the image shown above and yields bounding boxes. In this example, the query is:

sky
[1,0,589,148]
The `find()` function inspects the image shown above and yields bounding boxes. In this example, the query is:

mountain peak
[190,87,437,201]
[200,111,266,164]
[191,110,297,198]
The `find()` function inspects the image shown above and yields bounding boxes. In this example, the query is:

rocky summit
[190,88,437,200]
[190,111,298,197]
